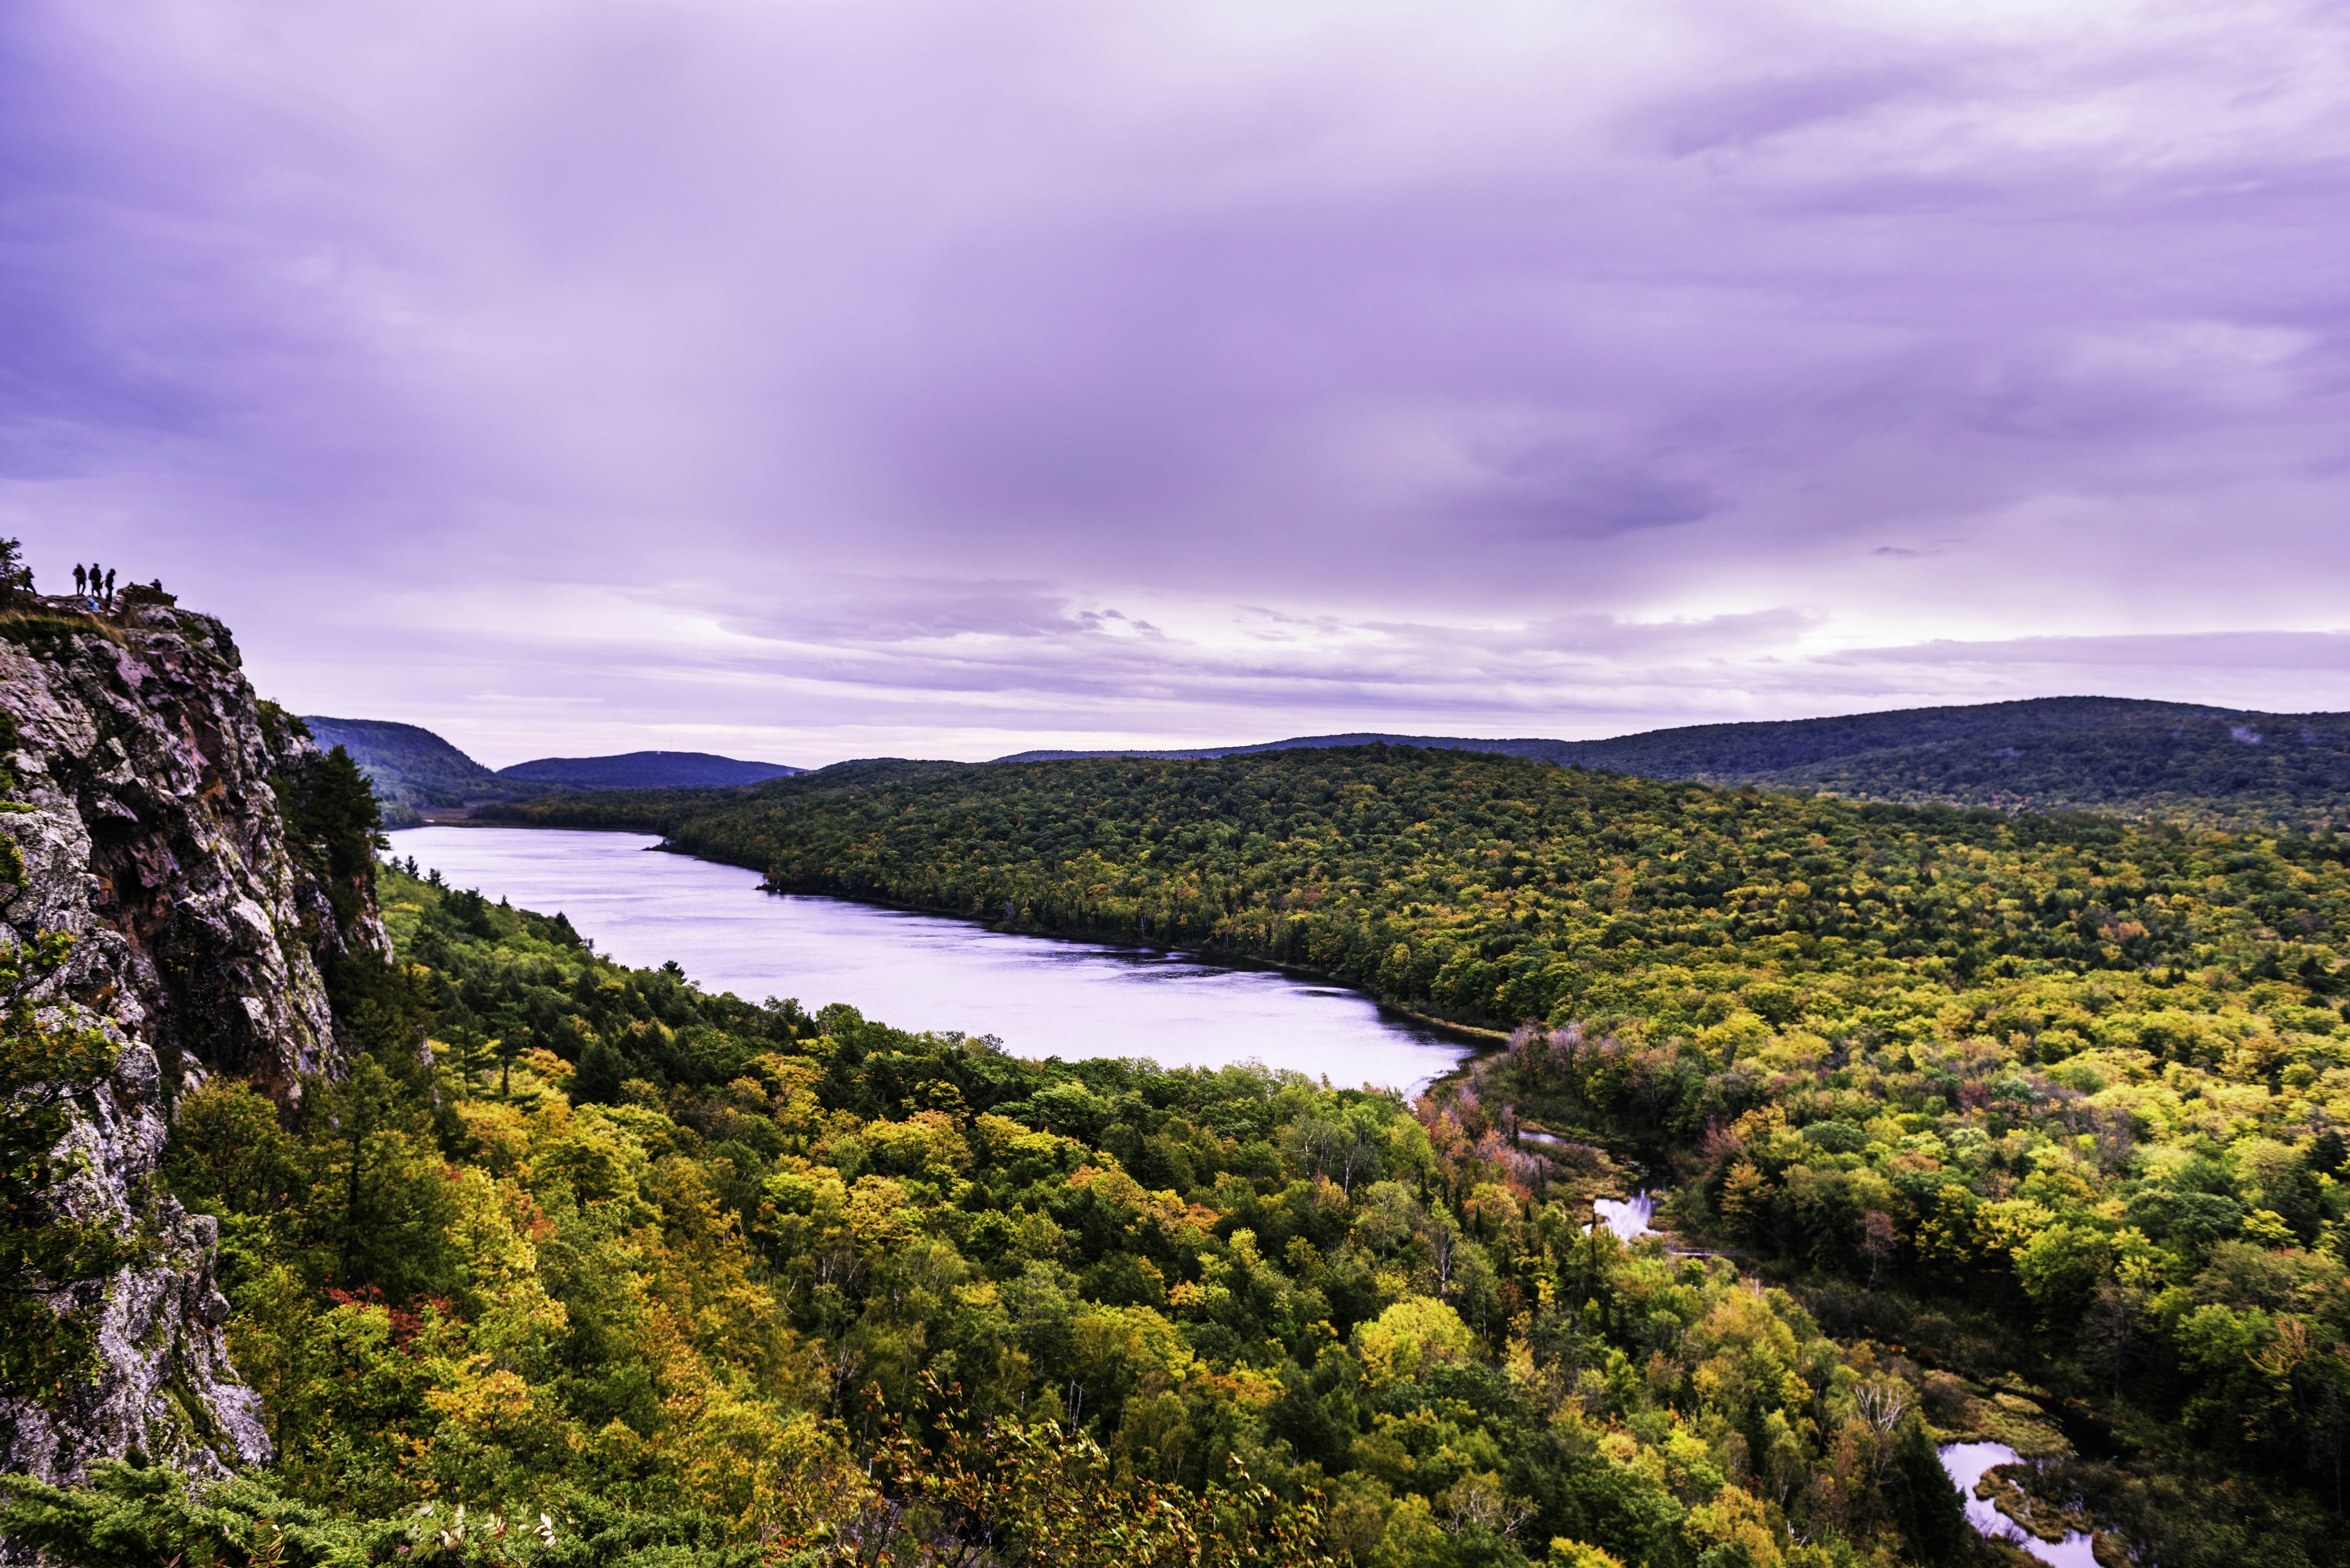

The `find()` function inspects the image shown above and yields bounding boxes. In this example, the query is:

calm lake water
[386,827,1476,1092]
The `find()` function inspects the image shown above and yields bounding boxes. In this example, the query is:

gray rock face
[0,1038,271,1483]
[0,596,388,1483]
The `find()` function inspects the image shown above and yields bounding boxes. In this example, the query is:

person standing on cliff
[73,564,87,596]
[102,568,115,603]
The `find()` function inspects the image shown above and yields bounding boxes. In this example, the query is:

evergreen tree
[296,1056,458,1299]
[277,745,387,907]
[0,538,32,599]
[1884,1419,1969,1567]
[310,745,386,882]
[573,1035,625,1105]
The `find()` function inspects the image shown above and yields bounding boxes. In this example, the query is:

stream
[1588,1192,1660,1238]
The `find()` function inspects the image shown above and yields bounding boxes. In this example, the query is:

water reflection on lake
[387,827,1475,1092]
[1936,1442,2099,1568]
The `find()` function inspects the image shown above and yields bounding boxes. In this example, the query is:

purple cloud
[4,0,2349,764]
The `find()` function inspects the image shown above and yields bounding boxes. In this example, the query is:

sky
[4,0,2349,769]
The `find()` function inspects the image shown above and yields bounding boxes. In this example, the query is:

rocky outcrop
[0,1037,269,1485]
[0,592,388,1484]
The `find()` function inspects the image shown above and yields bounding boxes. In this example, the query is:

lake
[385,826,1478,1092]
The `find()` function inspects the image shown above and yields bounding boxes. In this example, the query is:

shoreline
[406,809,1513,1053]
[389,817,1507,1071]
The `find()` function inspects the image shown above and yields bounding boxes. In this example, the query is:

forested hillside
[500,750,805,789]
[995,698,2350,828]
[19,737,2350,1562]
[477,744,2350,1561]
[6,863,2028,1568]
[484,746,2350,1037]
[303,721,801,826]
[1669,700,2350,828]
[302,716,552,826]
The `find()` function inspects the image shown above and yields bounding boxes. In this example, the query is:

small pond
[1936,1442,2099,1568]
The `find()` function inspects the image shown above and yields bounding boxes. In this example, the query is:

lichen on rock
[0,595,386,1484]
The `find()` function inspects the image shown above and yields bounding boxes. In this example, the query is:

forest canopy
[485,744,2350,1042]
[15,743,2350,1564]
[7,864,1996,1568]
[997,697,2350,830]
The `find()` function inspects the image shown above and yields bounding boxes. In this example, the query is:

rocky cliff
[0,591,388,1484]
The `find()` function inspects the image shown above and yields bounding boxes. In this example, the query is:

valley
[13,1,2346,1561]
[3,599,2345,1567]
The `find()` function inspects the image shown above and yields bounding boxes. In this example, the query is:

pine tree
[0,538,33,600]
[1884,1418,1969,1566]
[573,1036,626,1105]
[298,746,387,883]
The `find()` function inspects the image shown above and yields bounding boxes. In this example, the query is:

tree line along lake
[386,825,1479,1092]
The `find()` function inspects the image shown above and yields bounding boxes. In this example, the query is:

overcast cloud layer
[4,0,2348,766]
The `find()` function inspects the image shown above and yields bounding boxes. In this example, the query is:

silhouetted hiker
[73,564,87,595]
[102,568,115,600]
[87,562,101,595]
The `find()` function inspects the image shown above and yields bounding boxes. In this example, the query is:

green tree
[852,1373,1339,1566]
[573,1036,626,1105]
[0,536,33,599]
[296,1057,460,1300]
[1882,1419,1968,1566]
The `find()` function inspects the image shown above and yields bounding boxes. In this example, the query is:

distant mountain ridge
[993,697,2350,827]
[299,717,803,825]
[324,695,2350,832]
[991,732,1566,765]
[498,751,804,790]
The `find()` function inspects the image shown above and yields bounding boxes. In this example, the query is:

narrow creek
[1570,1188,2105,1564]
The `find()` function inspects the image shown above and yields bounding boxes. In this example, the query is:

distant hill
[497,751,804,790]
[337,697,2350,833]
[300,716,548,826]
[993,732,1566,765]
[994,697,2350,828]
[303,720,804,825]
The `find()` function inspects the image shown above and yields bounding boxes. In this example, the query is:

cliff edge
[0,591,388,1484]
